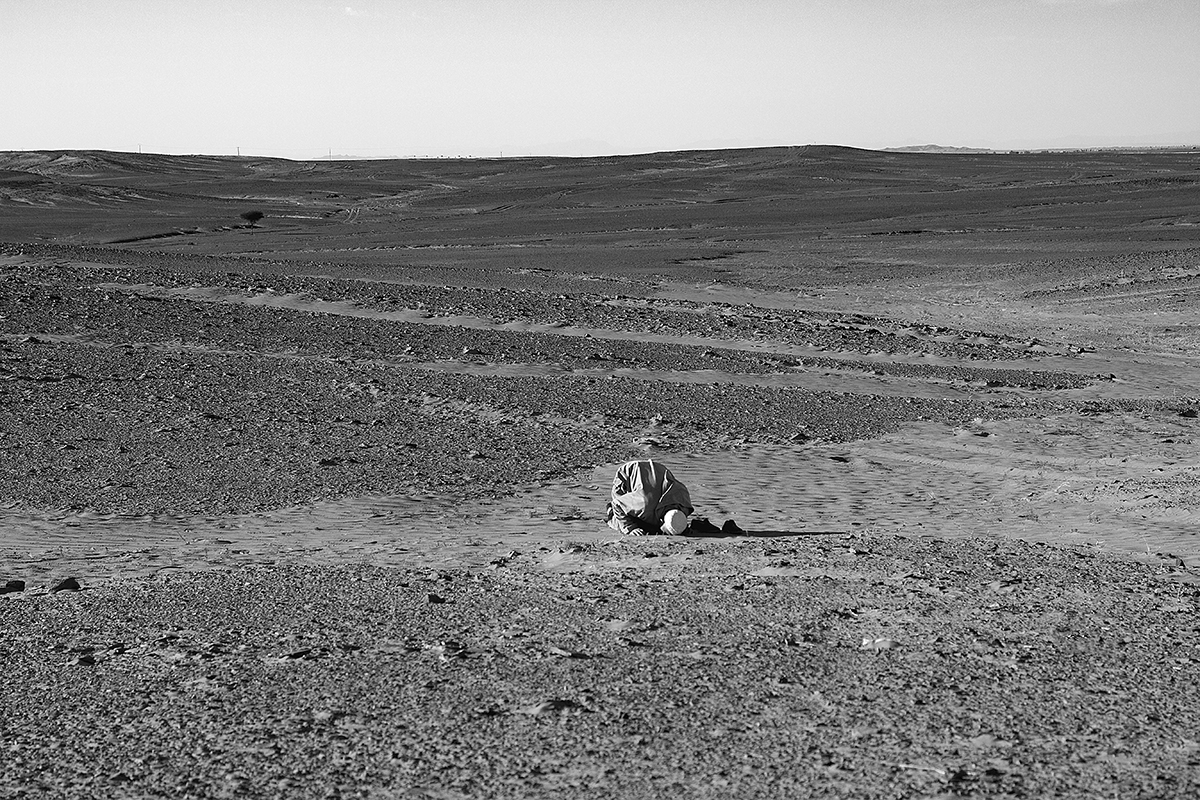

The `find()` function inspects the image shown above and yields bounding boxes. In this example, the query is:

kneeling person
[606,459,693,536]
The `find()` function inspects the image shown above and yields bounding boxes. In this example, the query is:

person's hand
[630,519,660,536]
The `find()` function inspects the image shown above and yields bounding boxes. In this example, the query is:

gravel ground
[0,243,1062,361]
[2,334,1041,515]
[3,535,1198,799]
[0,251,1087,516]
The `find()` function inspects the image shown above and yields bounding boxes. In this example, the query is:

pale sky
[3,0,1197,158]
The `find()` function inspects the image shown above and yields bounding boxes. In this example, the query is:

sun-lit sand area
[3,146,1200,797]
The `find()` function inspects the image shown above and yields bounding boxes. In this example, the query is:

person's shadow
[683,521,845,538]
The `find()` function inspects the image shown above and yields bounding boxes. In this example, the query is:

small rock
[51,577,81,593]
[0,579,25,594]
[548,646,590,659]
[860,637,896,651]
[426,593,447,604]
[514,698,583,716]
[1180,408,1198,419]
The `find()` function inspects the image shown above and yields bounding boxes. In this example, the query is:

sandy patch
[6,407,1198,587]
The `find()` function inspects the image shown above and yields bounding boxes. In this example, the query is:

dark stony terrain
[4,536,1199,799]
[1,245,1092,516]
[2,145,1199,797]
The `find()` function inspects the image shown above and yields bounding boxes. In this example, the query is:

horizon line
[4,141,1200,163]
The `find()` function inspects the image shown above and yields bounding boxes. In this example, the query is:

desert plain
[2,145,1200,797]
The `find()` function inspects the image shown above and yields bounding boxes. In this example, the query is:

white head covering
[661,509,688,535]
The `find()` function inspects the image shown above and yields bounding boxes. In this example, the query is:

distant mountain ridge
[884,144,1001,154]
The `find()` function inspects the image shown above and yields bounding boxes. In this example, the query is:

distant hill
[311,154,399,161]
[883,144,1002,154]
[3,143,1198,257]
